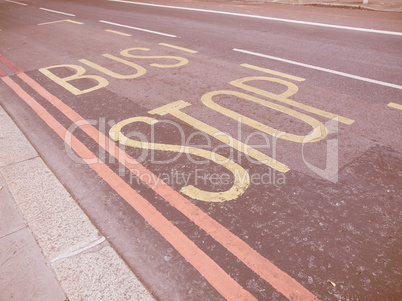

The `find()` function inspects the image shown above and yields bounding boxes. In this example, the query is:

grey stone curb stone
[226,0,402,13]
[0,105,155,301]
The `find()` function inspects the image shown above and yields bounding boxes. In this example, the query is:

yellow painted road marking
[4,53,320,299]
[241,63,305,82]
[159,43,198,53]
[38,47,188,95]
[234,64,354,125]
[149,100,290,173]
[39,64,109,95]
[105,29,132,36]
[202,90,328,143]
[121,47,188,68]
[231,76,355,125]
[110,116,250,202]
[387,102,402,110]
[79,55,146,79]
[38,19,83,25]
[3,73,257,301]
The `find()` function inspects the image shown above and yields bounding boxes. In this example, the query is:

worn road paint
[241,63,305,82]
[105,29,132,36]
[387,102,402,110]
[0,55,23,74]
[159,43,198,53]
[0,66,8,77]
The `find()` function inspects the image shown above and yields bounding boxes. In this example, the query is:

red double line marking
[1,56,320,301]
[0,66,8,77]
[0,54,23,77]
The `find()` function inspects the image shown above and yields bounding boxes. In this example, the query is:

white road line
[108,0,402,36]
[233,48,402,90]
[39,7,76,17]
[5,0,27,6]
[99,20,177,37]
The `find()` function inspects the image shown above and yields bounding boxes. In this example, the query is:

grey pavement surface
[275,0,402,12]
[207,0,402,12]
[0,104,154,301]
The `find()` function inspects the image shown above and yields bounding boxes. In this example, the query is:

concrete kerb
[300,2,402,12]
[0,104,155,301]
[226,0,402,13]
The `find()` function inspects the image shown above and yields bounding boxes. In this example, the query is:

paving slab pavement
[0,104,155,301]
[202,0,402,12]
[266,0,402,12]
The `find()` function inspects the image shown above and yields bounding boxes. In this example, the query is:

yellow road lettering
[79,54,146,79]
[201,90,328,143]
[149,100,290,173]
[39,64,108,95]
[109,116,250,202]
[235,66,354,125]
[120,47,189,68]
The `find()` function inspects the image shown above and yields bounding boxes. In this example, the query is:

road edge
[0,104,155,301]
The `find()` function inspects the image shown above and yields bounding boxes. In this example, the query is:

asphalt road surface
[0,0,401,300]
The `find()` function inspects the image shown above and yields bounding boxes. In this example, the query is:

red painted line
[2,74,257,301]
[0,66,8,77]
[0,55,23,74]
[15,66,320,300]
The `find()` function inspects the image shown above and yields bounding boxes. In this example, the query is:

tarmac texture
[0,0,401,300]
